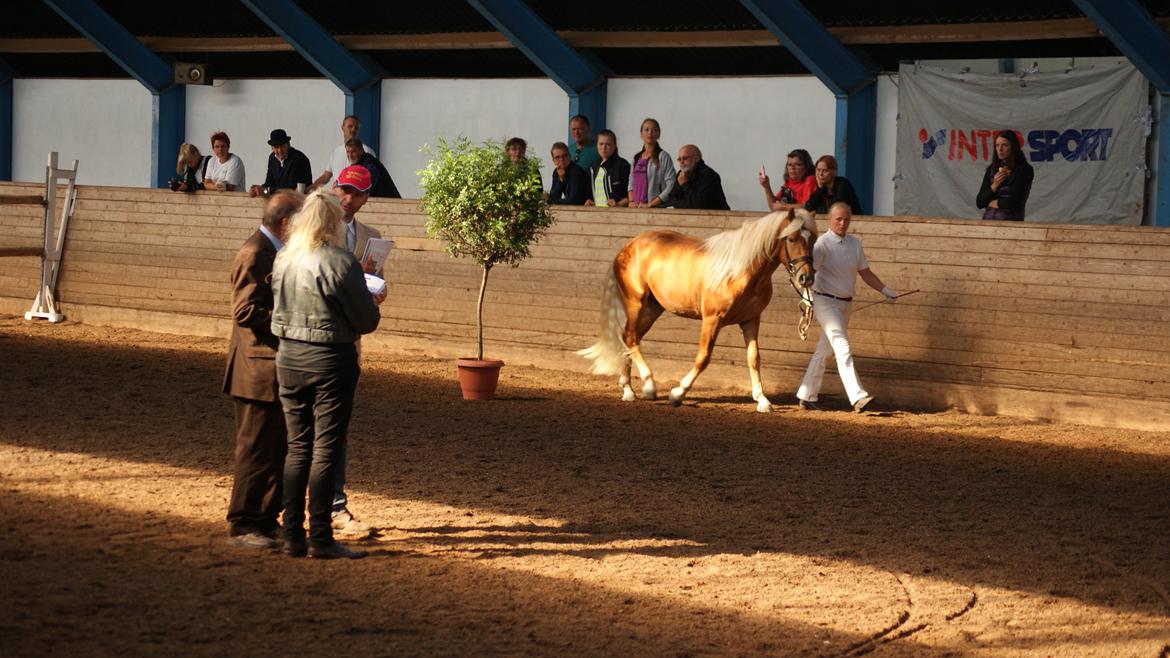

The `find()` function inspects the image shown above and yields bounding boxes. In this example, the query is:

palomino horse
[578,209,817,412]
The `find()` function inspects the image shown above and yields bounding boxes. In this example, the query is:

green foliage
[418,136,554,269]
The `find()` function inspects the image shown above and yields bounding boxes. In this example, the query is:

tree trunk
[476,264,491,360]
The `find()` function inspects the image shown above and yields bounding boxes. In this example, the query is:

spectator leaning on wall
[662,144,729,211]
[250,129,313,198]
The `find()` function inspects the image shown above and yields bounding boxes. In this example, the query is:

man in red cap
[328,164,382,538]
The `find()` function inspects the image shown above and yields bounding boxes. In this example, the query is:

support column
[569,83,607,136]
[738,0,877,212]
[834,83,876,213]
[346,82,381,150]
[467,0,608,132]
[152,86,185,189]
[42,0,181,188]
[0,66,11,181]
[1073,0,1170,225]
[241,0,382,154]
[1158,93,1170,227]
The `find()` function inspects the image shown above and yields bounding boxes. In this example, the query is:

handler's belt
[815,291,853,302]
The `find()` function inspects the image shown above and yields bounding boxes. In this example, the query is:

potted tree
[418,136,554,400]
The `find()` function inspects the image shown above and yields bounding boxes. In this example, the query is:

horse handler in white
[797,202,899,413]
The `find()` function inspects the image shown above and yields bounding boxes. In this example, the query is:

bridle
[779,230,816,339]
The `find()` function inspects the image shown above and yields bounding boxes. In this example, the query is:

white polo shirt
[811,231,868,299]
[327,143,376,186]
[204,153,246,190]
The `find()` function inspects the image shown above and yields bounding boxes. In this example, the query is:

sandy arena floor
[0,316,1168,657]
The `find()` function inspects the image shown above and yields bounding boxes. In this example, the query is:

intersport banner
[895,61,1149,224]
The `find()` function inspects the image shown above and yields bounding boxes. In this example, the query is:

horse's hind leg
[670,315,722,407]
[740,317,773,413]
[625,300,664,400]
[618,358,636,401]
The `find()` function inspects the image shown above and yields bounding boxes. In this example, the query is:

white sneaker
[331,508,373,538]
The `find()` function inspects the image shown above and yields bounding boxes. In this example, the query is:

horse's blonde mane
[703,209,815,288]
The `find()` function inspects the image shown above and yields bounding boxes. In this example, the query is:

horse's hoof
[669,387,685,406]
[756,399,773,413]
[621,389,636,402]
[641,381,657,401]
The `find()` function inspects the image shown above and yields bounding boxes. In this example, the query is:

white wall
[873,74,899,216]
[3,75,917,216]
[186,79,343,189]
[13,79,152,186]
[382,78,566,200]
[607,77,837,212]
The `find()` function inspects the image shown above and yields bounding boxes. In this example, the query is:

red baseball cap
[335,165,372,193]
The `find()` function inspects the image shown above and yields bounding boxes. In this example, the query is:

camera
[168,178,182,191]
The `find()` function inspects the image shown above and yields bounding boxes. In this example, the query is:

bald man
[664,144,729,210]
[223,191,303,549]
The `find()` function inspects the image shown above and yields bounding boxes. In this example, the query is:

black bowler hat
[267,129,291,146]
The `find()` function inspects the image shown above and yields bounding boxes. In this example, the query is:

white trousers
[797,295,869,405]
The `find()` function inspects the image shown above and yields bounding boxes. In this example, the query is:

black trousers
[226,397,287,535]
[277,362,360,547]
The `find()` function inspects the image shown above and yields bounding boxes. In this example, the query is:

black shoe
[226,532,279,550]
[797,399,821,411]
[309,541,368,560]
[284,533,308,558]
[853,395,874,414]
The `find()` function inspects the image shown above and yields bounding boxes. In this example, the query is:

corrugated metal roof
[2,0,1163,78]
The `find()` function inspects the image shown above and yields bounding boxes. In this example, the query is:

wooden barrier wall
[2,182,1169,430]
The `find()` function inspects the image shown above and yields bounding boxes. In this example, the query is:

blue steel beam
[467,0,608,131]
[739,0,876,212]
[241,0,382,150]
[0,60,11,181]
[1160,94,1170,227]
[834,84,876,212]
[42,0,172,92]
[42,0,183,188]
[1073,0,1170,226]
[1073,0,1170,92]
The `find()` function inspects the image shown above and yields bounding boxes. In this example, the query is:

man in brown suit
[223,191,303,549]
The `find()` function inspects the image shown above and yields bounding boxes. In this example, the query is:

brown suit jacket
[223,229,280,402]
[352,217,383,277]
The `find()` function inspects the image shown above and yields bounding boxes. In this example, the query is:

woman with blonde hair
[271,189,383,560]
[170,143,208,193]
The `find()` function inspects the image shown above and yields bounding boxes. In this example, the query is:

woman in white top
[202,131,246,192]
[626,118,676,208]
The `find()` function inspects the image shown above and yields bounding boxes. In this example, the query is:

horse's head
[778,208,817,290]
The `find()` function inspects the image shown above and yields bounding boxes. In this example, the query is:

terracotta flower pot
[456,357,504,400]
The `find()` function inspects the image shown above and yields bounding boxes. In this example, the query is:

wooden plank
[0,247,43,257]
[0,195,45,206]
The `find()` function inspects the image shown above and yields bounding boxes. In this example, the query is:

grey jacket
[271,245,380,344]
[628,150,677,203]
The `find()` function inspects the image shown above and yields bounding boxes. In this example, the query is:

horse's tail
[576,266,629,375]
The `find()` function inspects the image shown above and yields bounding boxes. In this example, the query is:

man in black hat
[249,129,313,198]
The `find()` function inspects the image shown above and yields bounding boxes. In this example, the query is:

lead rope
[798,297,814,340]
[789,279,815,340]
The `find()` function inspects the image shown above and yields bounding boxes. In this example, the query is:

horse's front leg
[740,317,772,413]
[670,315,723,407]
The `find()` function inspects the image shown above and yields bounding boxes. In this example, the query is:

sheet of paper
[362,237,395,274]
[364,273,386,296]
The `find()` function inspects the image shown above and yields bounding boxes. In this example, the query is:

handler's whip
[853,289,920,313]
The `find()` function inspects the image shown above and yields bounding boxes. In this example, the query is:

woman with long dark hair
[627,118,676,208]
[976,130,1034,221]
